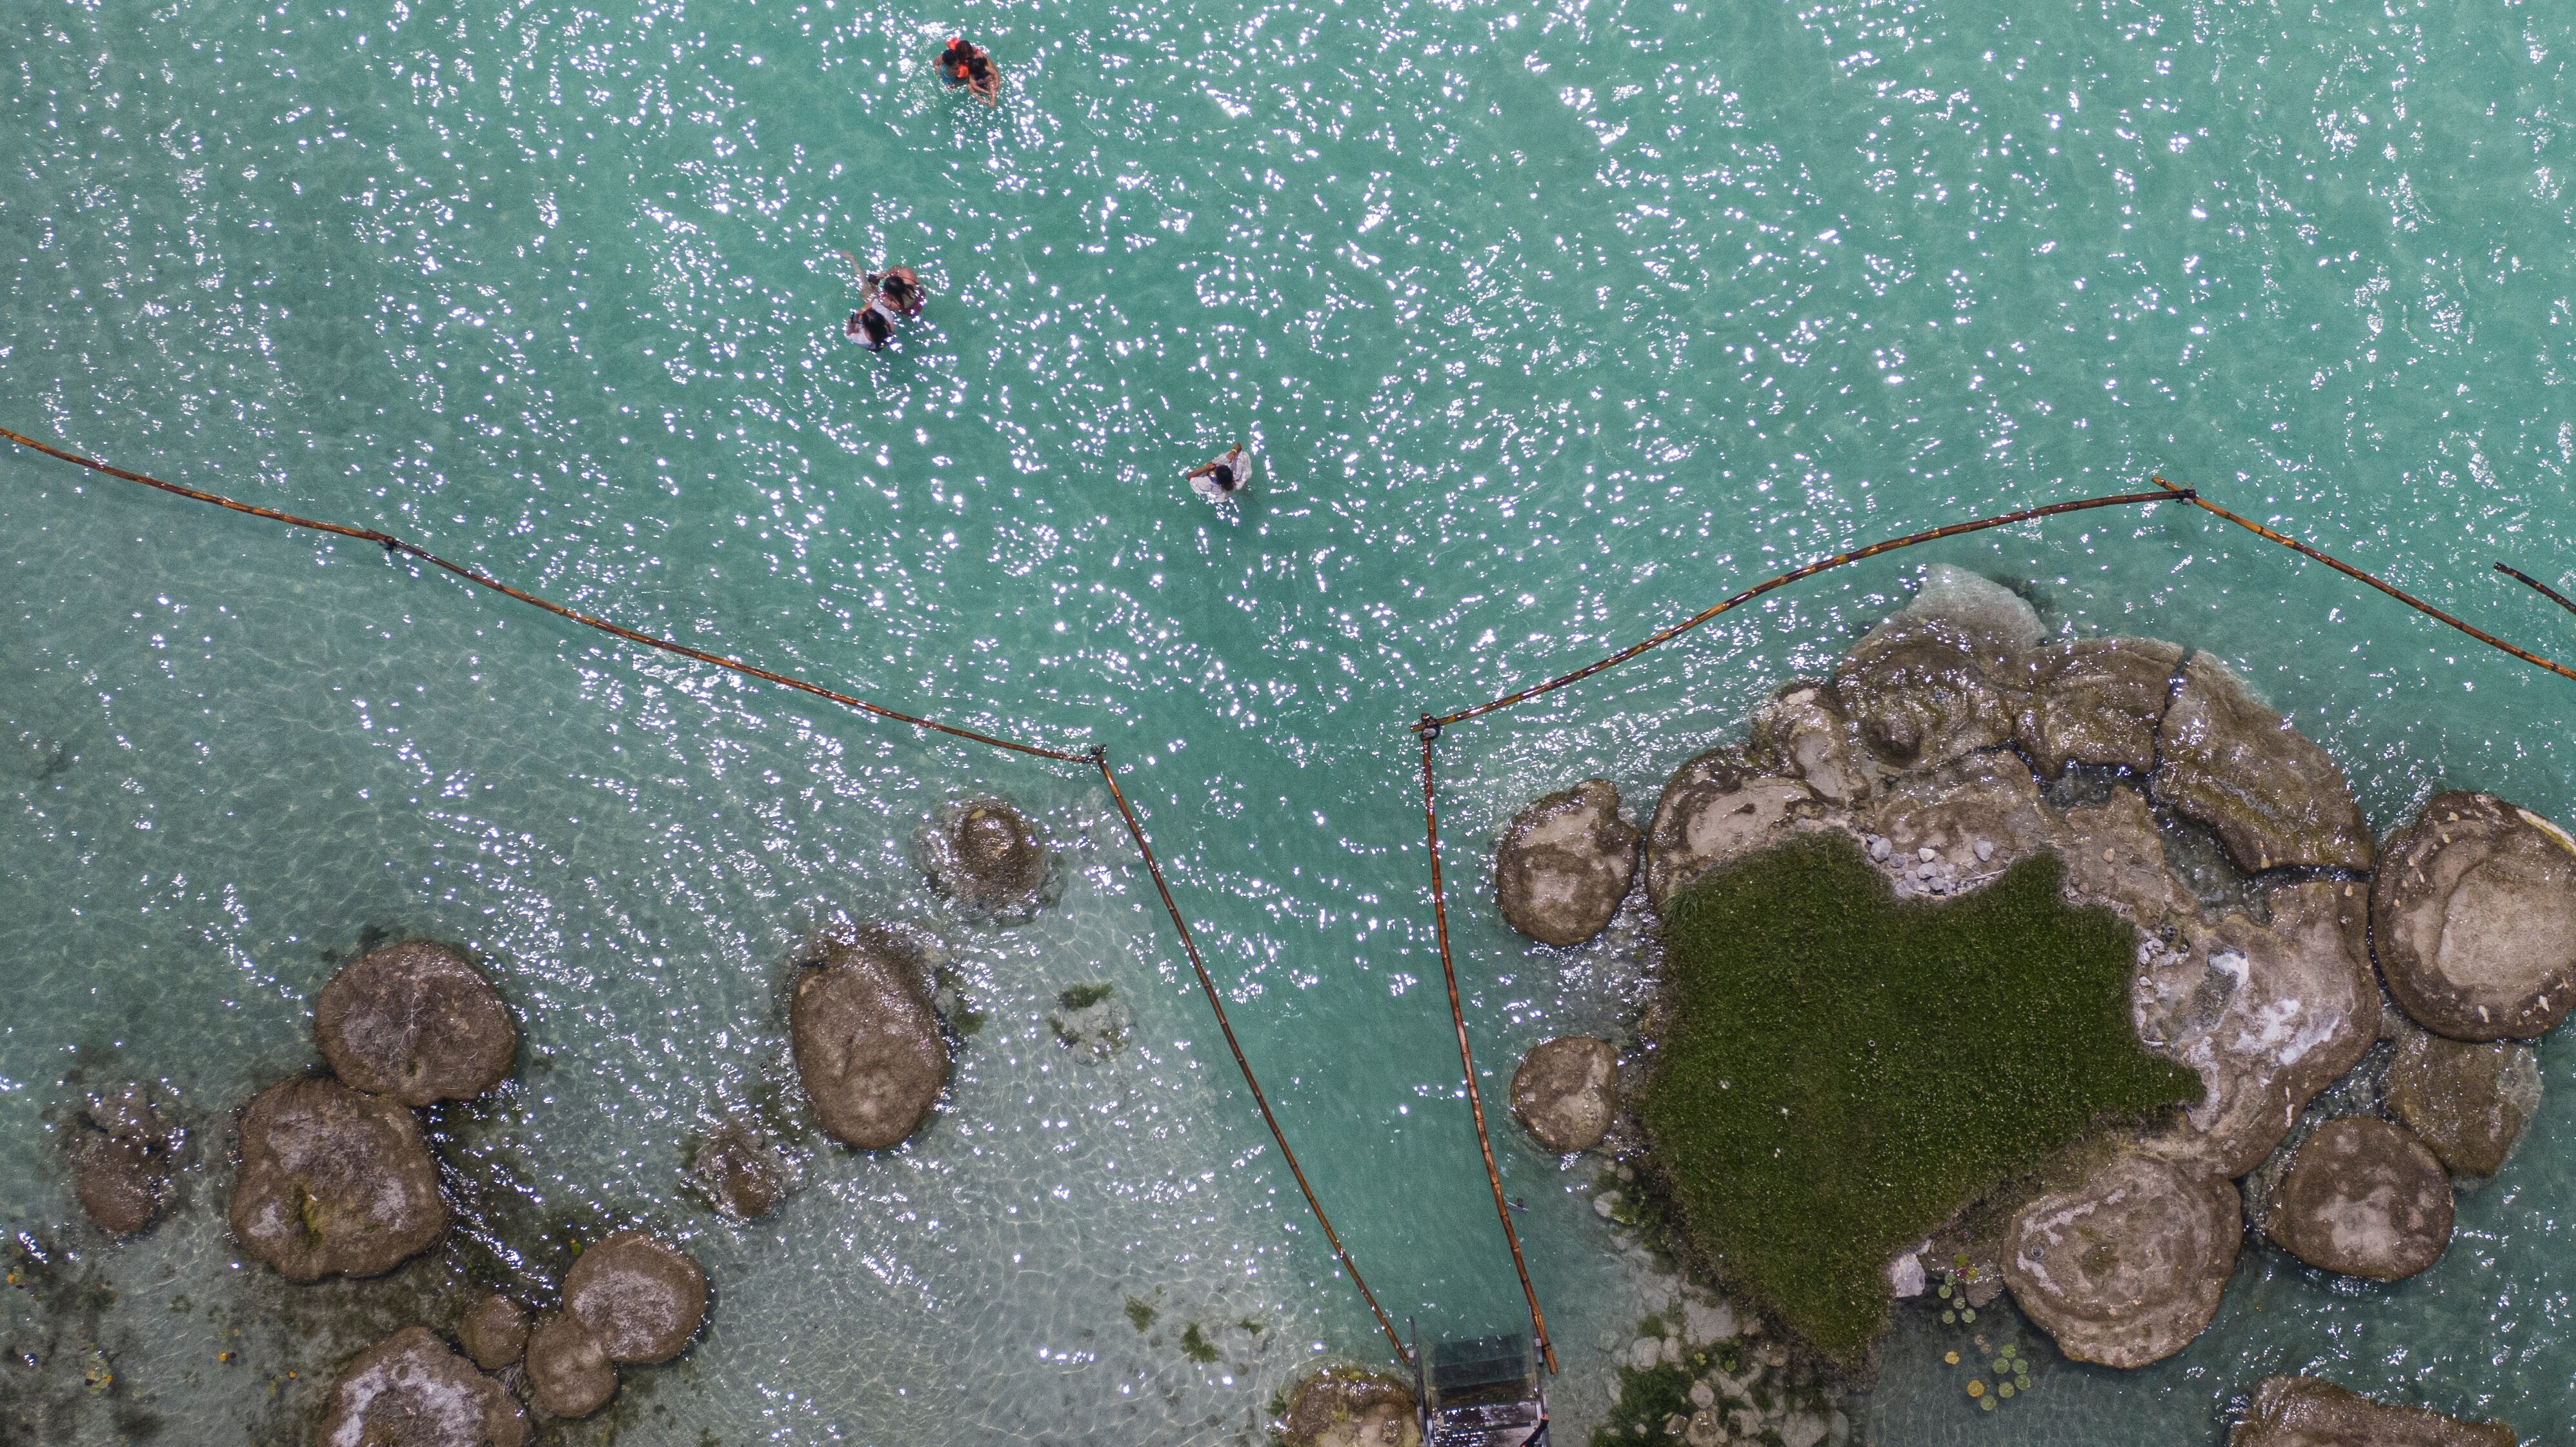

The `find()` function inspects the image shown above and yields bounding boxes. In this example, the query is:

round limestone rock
[230,1077,446,1282]
[2268,1117,2453,1280]
[456,1291,530,1372]
[2231,1375,2515,1447]
[65,1086,182,1238]
[317,1325,527,1447]
[315,940,516,1106]
[919,797,1049,919]
[561,1231,706,1365]
[690,1118,785,1220]
[1494,780,1639,946]
[1510,1037,1618,1153]
[524,1310,616,1420]
[2386,1029,2543,1179]
[2372,791,2576,1040]
[2003,1150,2240,1368]
[1278,1366,1422,1447]
[790,929,950,1149]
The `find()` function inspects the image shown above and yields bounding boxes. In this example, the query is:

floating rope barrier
[1,423,1409,1362]
[2495,562,2576,620]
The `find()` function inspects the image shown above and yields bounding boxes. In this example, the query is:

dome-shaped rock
[456,1291,529,1372]
[1645,747,1821,911]
[316,1325,527,1447]
[2371,791,2576,1040]
[2268,1117,2452,1280]
[919,798,1049,920]
[2013,636,2184,780]
[2149,653,2371,873]
[1509,1037,1618,1154]
[314,940,516,1106]
[790,929,950,1149]
[690,1118,786,1220]
[561,1231,706,1365]
[64,1085,182,1238]
[1277,1366,1422,1447]
[230,1077,445,1281]
[2386,1028,2542,1179]
[1494,780,1639,946]
[2004,1150,2239,1368]
[1829,565,2038,771]
[524,1310,616,1420]
[1747,682,1875,804]
[2229,1375,2515,1447]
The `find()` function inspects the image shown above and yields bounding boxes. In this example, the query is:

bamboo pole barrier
[2495,562,2576,620]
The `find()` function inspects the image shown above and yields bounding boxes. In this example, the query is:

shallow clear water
[4,0,2575,1442]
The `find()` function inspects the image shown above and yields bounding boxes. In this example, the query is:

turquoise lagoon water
[5,0,2575,1442]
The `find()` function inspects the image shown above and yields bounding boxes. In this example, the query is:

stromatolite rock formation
[2055,787,2198,929]
[2371,791,2576,1040]
[64,1086,183,1237]
[2267,1117,2453,1280]
[524,1310,617,1419]
[456,1291,530,1372]
[919,797,1049,920]
[1509,1036,1618,1154]
[690,1118,786,1220]
[1493,780,1640,946]
[791,929,950,1149]
[1864,751,2054,897]
[2386,1028,2542,1179]
[561,1231,707,1365]
[315,939,517,1106]
[231,1077,445,1281]
[2014,636,2184,779]
[317,1326,527,1447]
[2002,1149,2239,1368]
[1747,682,1873,804]
[1645,747,1821,911]
[1276,1366,1422,1447]
[2151,652,2372,873]
[1829,565,2039,771]
[2230,1375,2515,1447]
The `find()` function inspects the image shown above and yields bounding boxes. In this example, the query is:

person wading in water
[938,37,1001,106]
[1184,443,1251,501]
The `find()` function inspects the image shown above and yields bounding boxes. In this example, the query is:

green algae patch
[1640,834,2198,1366]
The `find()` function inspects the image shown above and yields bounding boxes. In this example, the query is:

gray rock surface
[2371,791,2576,1040]
[1277,1366,1421,1447]
[790,928,950,1149]
[2386,1028,2542,1178]
[2150,653,2371,873]
[690,1118,786,1220]
[1494,780,1640,946]
[1645,747,1823,911]
[2015,636,2184,778]
[2268,1117,2453,1280]
[2055,787,2197,930]
[524,1310,616,1420]
[2230,1375,2514,1447]
[456,1291,529,1372]
[65,1086,181,1238]
[1747,683,1875,804]
[1830,566,2039,771]
[2004,1149,2240,1368]
[919,798,1049,920]
[316,1325,527,1447]
[562,1231,707,1365]
[1864,751,2053,897]
[314,940,517,1107]
[230,1077,445,1281]
[1509,1036,1619,1154]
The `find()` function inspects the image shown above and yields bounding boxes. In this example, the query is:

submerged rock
[690,1118,787,1220]
[2014,636,2184,779]
[561,1231,707,1365]
[456,1291,529,1372]
[2371,791,2576,1041]
[317,1326,527,1447]
[2133,883,2379,1177]
[790,928,950,1149]
[2002,1149,2239,1369]
[314,939,517,1107]
[2386,1029,2542,1179]
[64,1085,182,1238]
[524,1310,617,1420]
[1747,682,1874,805]
[2149,653,2371,874]
[1509,1036,1619,1154]
[1277,1366,1422,1447]
[1645,747,1822,911]
[919,798,1049,920]
[2231,1375,2514,1447]
[1829,565,2038,771]
[231,1077,446,1282]
[2267,1117,2453,1280]
[1493,780,1640,946]
[1047,982,1133,1060]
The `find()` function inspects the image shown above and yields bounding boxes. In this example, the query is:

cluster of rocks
[1274,1366,1423,1447]
[1618,1294,1842,1447]
[1487,567,2566,1426]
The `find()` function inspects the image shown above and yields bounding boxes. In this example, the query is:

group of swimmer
[838,37,1248,501]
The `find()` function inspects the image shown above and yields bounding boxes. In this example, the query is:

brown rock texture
[65,1086,182,1238]
[919,797,1049,920]
[561,1231,707,1365]
[524,1310,616,1420]
[691,1118,787,1220]
[1747,682,1874,804]
[2013,636,2185,779]
[790,928,951,1149]
[1277,1366,1422,1447]
[314,939,516,1107]
[1493,780,1639,946]
[1645,747,1822,911]
[2003,1150,2240,1368]
[2386,1029,2542,1178]
[316,1326,527,1447]
[1509,1036,1619,1153]
[2150,653,2371,874]
[1829,565,2037,772]
[2230,1375,2514,1447]
[230,1077,445,1282]
[2371,791,2576,1040]
[456,1292,529,1372]
[2268,1117,2453,1281]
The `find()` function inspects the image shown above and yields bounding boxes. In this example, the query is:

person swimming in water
[840,252,925,319]
[847,305,893,350]
[1184,443,1250,500]
[939,37,1000,106]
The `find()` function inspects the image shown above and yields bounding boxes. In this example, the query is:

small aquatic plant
[1123,1295,1157,1331]
[1178,1322,1218,1364]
